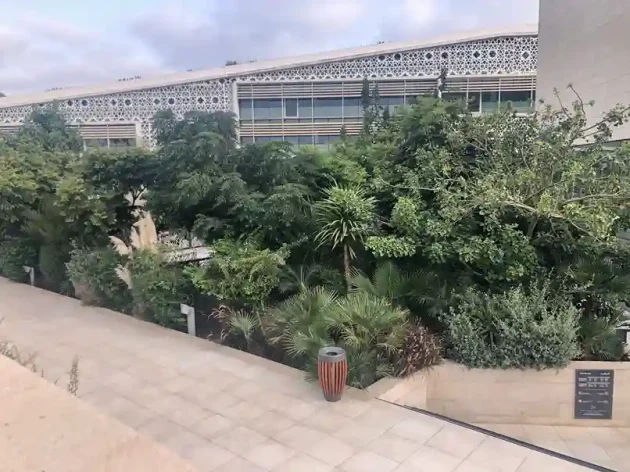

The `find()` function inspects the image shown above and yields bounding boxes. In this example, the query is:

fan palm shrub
[349,261,410,304]
[266,286,337,365]
[328,292,409,387]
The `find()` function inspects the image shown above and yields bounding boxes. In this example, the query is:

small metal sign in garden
[575,369,614,420]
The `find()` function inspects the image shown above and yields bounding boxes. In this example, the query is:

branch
[580,104,630,134]
[562,194,628,206]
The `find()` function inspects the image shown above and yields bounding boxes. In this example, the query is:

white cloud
[0,12,166,95]
[0,1,539,95]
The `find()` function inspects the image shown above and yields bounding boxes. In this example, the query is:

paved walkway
[0,277,592,472]
[476,422,629,471]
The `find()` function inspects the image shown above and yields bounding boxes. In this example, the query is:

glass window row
[241,134,343,150]
[239,97,408,121]
[239,90,535,121]
[83,137,137,150]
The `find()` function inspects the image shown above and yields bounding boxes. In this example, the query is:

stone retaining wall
[371,360,630,426]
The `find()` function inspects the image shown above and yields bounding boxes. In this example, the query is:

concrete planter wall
[371,360,630,426]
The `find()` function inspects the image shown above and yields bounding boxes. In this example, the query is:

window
[442,92,466,102]
[285,98,298,117]
[84,138,108,149]
[382,96,404,115]
[110,138,136,149]
[239,99,253,121]
[313,98,343,118]
[315,135,341,150]
[256,136,283,144]
[298,98,313,118]
[253,99,282,119]
[241,136,254,144]
[343,98,361,118]
[481,92,500,113]
[285,135,315,147]
[500,91,532,112]
[467,92,481,112]
[284,136,299,146]
[315,135,329,149]
[298,135,314,146]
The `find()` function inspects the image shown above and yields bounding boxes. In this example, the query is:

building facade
[537,0,630,142]
[0,26,537,150]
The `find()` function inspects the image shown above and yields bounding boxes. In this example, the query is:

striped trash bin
[317,346,347,402]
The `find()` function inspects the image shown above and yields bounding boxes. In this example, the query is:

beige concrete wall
[536,0,630,141]
[374,360,630,426]
[0,356,197,472]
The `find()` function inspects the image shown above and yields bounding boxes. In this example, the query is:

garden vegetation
[1,90,629,388]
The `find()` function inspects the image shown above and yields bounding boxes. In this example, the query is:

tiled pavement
[0,277,599,472]
[476,423,630,471]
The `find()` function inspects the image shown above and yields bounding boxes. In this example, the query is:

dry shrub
[396,323,442,377]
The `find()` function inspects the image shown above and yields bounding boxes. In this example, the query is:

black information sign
[574,369,614,420]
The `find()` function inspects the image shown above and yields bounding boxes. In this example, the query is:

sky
[0,0,539,95]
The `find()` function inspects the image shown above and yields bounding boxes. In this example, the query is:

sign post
[180,304,196,336]
[23,266,34,286]
[575,369,614,420]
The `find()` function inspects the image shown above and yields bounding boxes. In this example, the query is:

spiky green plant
[211,304,262,347]
[349,261,410,304]
[278,264,324,294]
[314,185,377,285]
[579,315,626,361]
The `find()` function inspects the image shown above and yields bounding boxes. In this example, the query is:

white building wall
[537,0,630,141]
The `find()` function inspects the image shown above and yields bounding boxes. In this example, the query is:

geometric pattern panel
[0,35,536,146]
[237,36,538,82]
[0,80,234,146]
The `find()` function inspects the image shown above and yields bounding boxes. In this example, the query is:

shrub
[0,238,37,282]
[126,250,192,327]
[328,293,409,387]
[444,284,580,369]
[66,247,131,311]
[579,315,627,361]
[266,286,337,365]
[396,324,442,377]
[210,304,264,353]
[38,244,73,294]
[267,289,409,387]
[186,239,287,306]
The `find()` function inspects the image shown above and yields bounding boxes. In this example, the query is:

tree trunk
[343,244,351,289]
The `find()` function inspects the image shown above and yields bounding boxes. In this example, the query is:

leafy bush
[444,285,580,369]
[186,239,287,306]
[127,250,191,327]
[396,324,442,377]
[0,238,37,282]
[66,247,131,311]
[38,244,73,294]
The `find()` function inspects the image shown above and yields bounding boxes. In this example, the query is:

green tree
[367,95,630,287]
[315,185,377,285]
[15,107,82,152]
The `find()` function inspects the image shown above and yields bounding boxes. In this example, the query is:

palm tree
[314,185,377,286]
